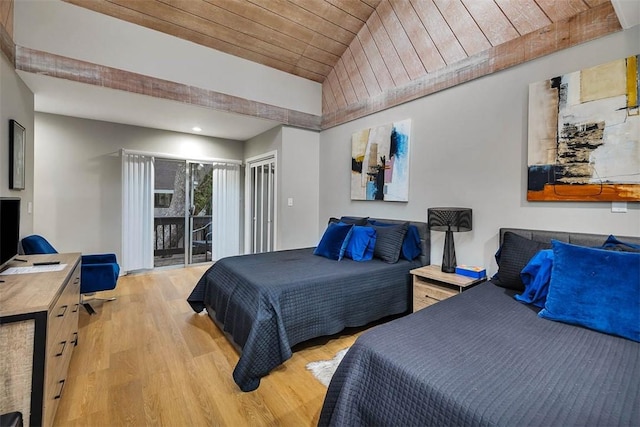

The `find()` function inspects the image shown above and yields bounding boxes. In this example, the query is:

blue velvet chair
[21,235,120,315]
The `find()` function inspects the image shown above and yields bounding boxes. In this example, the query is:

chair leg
[81,293,116,315]
[83,303,96,315]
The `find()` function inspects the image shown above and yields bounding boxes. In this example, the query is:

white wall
[14,0,321,116]
[244,126,321,250]
[244,126,283,161]
[1,52,34,238]
[319,26,640,275]
[244,126,283,249]
[280,127,320,249]
[34,113,244,258]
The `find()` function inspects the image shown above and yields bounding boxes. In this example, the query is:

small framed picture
[9,119,25,190]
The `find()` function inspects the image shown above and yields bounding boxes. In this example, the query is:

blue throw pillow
[401,225,422,260]
[367,221,421,260]
[539,240,640,342]
[602,235,640,252]
[339,216,369,226]
[515,249,553,308]
[370,222,409,263]
[492,232,552,291]
[314,223,354,261]
[344,226,376,261]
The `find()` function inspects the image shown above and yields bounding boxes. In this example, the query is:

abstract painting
[527,55,639,201]
[351,119,410,202]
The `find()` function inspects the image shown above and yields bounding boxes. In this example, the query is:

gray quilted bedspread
[319,281,640,426]
[187,248,420,391]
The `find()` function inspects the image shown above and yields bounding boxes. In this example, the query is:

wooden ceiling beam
[14,46,321,131]
[6,0,625,135]
[0,0,13,64]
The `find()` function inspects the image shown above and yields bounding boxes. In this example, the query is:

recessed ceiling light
[192,126,202,132]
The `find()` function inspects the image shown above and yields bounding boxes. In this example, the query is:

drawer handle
[72,332,79,346]
[72,303,79,313]
[73,277,80,284]
[55,341,67,357]
[57,305,68,317]
[54,379,65,399]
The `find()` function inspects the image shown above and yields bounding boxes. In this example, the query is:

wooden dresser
[0,253,81,427]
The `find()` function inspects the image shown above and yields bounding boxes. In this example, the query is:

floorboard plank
[53,265,373,426]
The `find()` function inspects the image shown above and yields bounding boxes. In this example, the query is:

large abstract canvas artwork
[527,55,639,201]
[351,119,410,202]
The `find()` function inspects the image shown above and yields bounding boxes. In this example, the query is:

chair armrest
[82,253,118,264]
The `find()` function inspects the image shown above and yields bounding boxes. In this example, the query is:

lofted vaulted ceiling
[1,1,626,135]
[64,0,610,84]
[62,0,622,127]
[64,0,383,83]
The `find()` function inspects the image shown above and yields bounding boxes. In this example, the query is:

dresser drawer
[0,253,81,427]
[46,264,81,351]
[43,332,74,427]
[413,292,438,312]
[414,280,458,302]
[44,261,81,426]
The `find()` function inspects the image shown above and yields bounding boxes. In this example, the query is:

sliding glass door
[187,162,213,264]
[152,159,212,267]
[123,150,241,270]
[153,159,186,267]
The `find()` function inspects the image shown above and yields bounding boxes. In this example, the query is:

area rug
[306,348,349,387]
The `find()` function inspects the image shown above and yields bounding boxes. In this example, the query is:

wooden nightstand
[410,264,486,312]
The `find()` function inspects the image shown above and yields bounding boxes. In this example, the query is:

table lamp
[428,207,472,273]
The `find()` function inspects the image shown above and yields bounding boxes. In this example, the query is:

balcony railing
[154,216,211,259]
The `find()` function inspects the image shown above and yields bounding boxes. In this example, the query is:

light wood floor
[53,265,366,426]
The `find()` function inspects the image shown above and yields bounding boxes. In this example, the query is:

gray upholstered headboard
[369,218,430,266]
[500,228,640,247]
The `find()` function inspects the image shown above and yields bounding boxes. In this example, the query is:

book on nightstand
[455,265,486,279]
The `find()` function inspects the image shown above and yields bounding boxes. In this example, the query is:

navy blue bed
[319,228,640,426]
[187,218,429,392]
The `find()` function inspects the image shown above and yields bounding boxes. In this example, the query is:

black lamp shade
[428,207,472,273]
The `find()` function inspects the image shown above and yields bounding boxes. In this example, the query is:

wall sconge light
[428,207,472,273]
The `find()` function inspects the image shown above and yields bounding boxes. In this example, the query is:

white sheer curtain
[122,151,155,272]
[212,163,241,260]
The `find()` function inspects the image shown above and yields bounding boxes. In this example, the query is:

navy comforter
[319,281,640,426]
[187,247,420,391]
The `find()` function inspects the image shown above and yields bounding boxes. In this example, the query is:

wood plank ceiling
[65,0,382,83]
[43,1,625,128]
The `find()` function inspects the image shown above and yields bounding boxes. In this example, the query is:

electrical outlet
[611,202,627,213]
[287,198,294,207]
